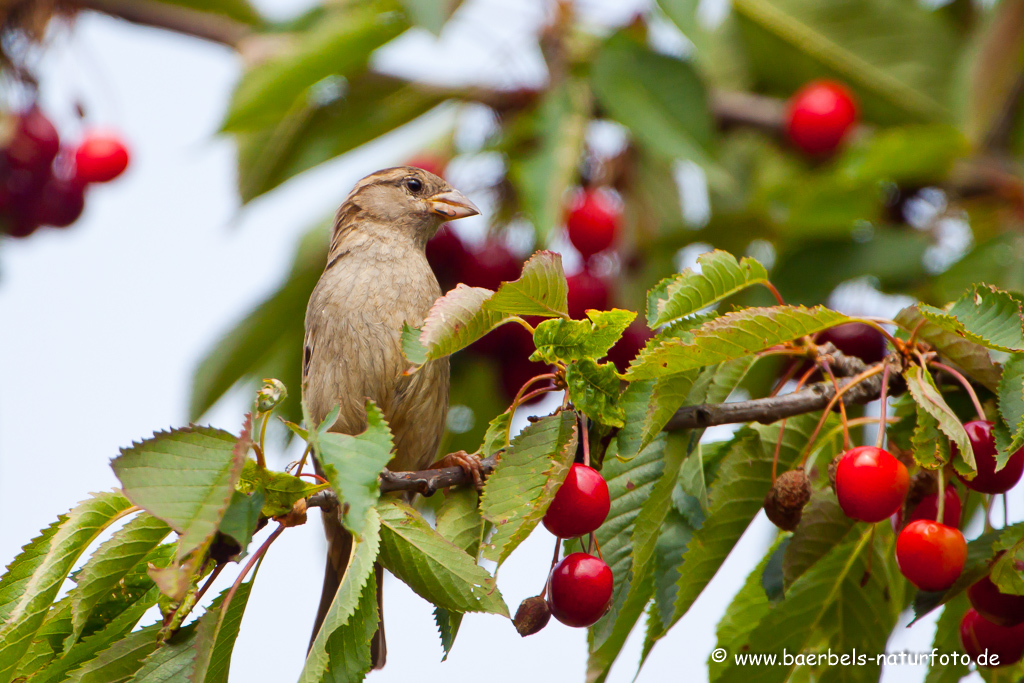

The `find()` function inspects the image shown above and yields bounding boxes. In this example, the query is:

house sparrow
[303,166,479,668]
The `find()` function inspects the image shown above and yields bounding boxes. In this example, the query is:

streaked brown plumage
[303,166,479,667]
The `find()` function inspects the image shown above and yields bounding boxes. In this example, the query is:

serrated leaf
[894,305,1001,392]
[919,285,1024,353]
[111,424,248,561]
[69,513,171,646]
[480,411,577,565]
[431,488,482,660]
[998,353,1024,467]
[651,507,699,636]
[923,593,971,683]
[377,499,506,615]
[715,526,894,683]
[407,285,510,364]
[323,570,379,683]
[217,490,264,556]
[648,250,770,327]
[626,306,849,380]
[911,403,950,470]
[669,414,833,627]
[479,409,512,456]
[66,624,162,683]
[615,379,656,461]
[0,491,135,683]
[482,251,569,318]
[989,525,1024,596]
[401,324,428,365]
[782,490,855,589]
[905,365,975,476]
[222,5,409,132]
[262,471,328,518]
[531,309,636,365]
[639,371,701,453]
[507,79,590,240]
[299,508,380,683]
[912,526,1015,622]
[128,623,199,682]
[565,360,625,428]
[310,400,394,540]
[190,581,254,683]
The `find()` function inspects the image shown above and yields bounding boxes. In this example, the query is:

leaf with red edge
[402,285,510,365]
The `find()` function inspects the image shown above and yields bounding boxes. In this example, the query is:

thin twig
[876,361,891,449]
[930,361,987,421]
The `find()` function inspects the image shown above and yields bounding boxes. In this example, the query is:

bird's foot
[431,450,485,491]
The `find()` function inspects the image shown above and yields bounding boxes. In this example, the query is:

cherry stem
[259,413,269,455]
[252,443,267,470]
[517,386,556,406]
[194,562,226,604]
[876,361,891,450]
[937,468,946,525]
[769,359,802,398]
[296,473,328,483]
[293,444,313,478]
[581,415,590,468]
[219,524,284,621]
[1004,494,1009,529]
[511,373,558,415]
[985,495,995,533]
[509,316,538,334]
[772,364,819,481]
[906,318,927,349]
[591,533,604,561]
[821,362,850,449]
[762,281,786,306]
[850,318,901,350]
[930,361,986,422]
[800,365,885,465]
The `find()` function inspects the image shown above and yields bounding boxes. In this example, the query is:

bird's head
[336,166,480,248]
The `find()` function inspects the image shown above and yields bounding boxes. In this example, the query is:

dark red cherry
[955,420,1024,494]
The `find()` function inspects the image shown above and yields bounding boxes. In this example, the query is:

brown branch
[66,0,251,47]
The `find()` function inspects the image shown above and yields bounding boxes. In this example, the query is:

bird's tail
[310,513,386,669]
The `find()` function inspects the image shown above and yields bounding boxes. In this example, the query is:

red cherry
[835,446,909,523]
[607,321,654,374]
[498,353,552,405]
[5,165,47,237]
[8,107,59,171]
[968,574,1024,627]
[817,323,886,365]
[960,607,1024,667]
[566,189,620,259]
[543,464,611,538]
[547,553,613,627]
[955,420,1024,494]
[461,239,521,291]
[567,271,610,319]
[74,131,130,184]
[896,520,966,591]
[906,487,962,528]
[785,80,858,156]
[425,225,471,291]
[34,176,86,228]
[405,154,447,179]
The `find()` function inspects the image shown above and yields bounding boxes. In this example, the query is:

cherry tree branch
[67,0,251,47]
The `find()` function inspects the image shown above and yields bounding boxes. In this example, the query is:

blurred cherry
[607,320,653,373]
[462,239,522,291]
[7,107,59,172]
[499,353,552,405]
[35,176,86,227]
[566,189,619,259]
[567,271,610,319]
[406,153,447,179]
[74,131,130,184]
[785,80,858,157]
[426,225,471,291]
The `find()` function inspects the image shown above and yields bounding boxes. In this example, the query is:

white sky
[0,0,1005,681]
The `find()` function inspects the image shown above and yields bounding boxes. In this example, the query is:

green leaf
[531,309,636,365]
[708,541,780,681]
[398,0,463,34]
[647,250,770,327]
[191,222,325,424]
[128,623,199,682]
[650,507,699,638]
[836,125,968,184]
[217,490,264,554]
[591,31,716,172]
[40,588,161,683]
[507,79,590,240]
[223,5,408,131]
[65,624,161,683]
[378,500,507,615]
[261,470,328,518]
[191,580,255,683]
[431,488,482,660]
[236,73,445,202]
[912,526,1013,623]
[480,411,578,565]
[299,508,380,683]
[782,490,855,589]
[894,305,1001,392]
[111,424,249,561]
[0,491,135,683]
[152,0,260,25]
[990,525,1024,597]
[961,0,1024,146]
[715,526,895,683]
[310,399,394,540]
[406,285,510,364]
[923,593,971,683]
[919,285,1024,353]
[669,414,832,627]
[69,513,171,646]
[910,403,950,470]
[732,0,959,122]
[998,353,1024,465]
[565,360,625,428]
[323,570,379,683]
[483,251,569,318]
[479,409,512,456]
[904,365,975,476]
[626,305,849,380]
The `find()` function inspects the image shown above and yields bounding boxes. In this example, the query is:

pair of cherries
[542,463,613,629]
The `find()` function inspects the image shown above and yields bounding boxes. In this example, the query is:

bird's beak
[428,189,480,220]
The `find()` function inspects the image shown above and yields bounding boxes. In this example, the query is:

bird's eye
[405,177,423,193]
